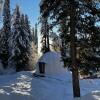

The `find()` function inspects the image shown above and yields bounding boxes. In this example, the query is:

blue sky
[10,0,40,27]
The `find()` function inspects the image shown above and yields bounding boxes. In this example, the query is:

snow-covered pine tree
[19,14,32,71]
[23,14,33,70]
[0,0,11,68]
[24,14,32,41]
[9,5,21,71]
[10,5,32,71]
[34,23,38,48]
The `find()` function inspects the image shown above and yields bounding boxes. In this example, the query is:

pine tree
[40,0,100,96]
[41,17,50,53]
[10,5,21,70]
[19,14,32,71]
[40,0,100,71]
[59,17,70,67]
[40,0,80,97]
[34,23,38,47]
[32,27,35,41]
[41,17,47,53]
[10,5,32,71]
[75,1,100,74]
[0,0,11,68]
[69,0,80,97]
[24,15,32,41]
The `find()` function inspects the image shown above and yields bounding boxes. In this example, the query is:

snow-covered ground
[0,52,99,100]
[0,71,100,100]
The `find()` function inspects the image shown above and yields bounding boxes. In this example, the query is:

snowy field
[0,52,99,100]
[0,71,100,100]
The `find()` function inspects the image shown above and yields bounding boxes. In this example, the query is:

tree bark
[46,23,50,52]
[70,0,80,97]
[44,18,50,53]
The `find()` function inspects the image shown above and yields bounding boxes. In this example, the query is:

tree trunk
[44,18,47,53]
[45,18,50,53]
[70,0,80,97]
[46,23,50,52]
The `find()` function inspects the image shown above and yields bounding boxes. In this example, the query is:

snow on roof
[36,52,67,75]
